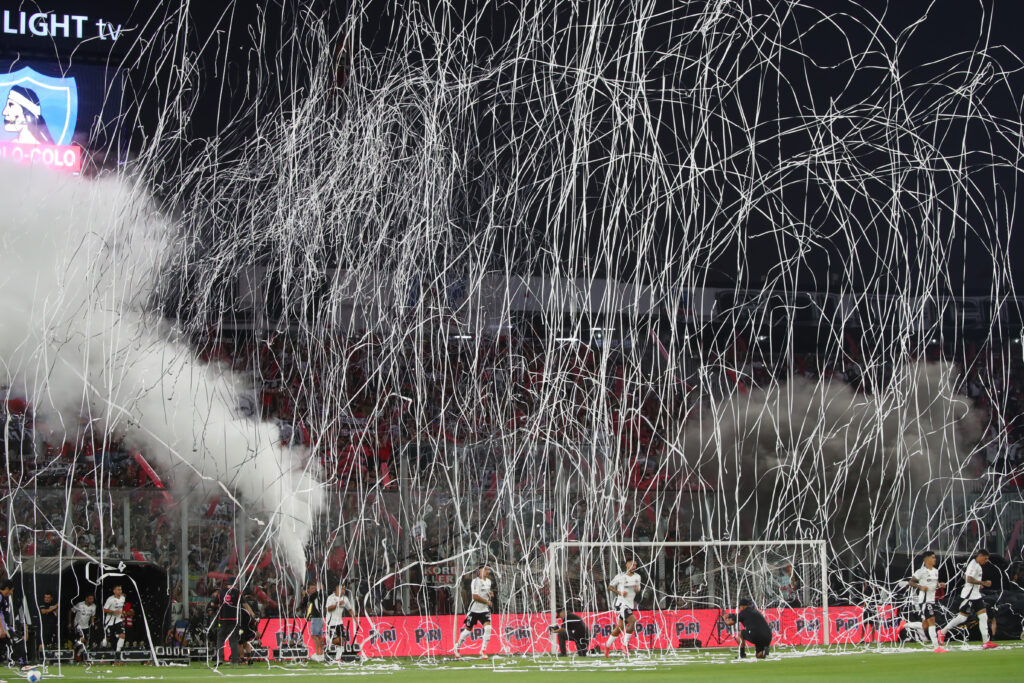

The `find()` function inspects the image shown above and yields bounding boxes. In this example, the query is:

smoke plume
[0,162,323,576]
[681,361,984,568]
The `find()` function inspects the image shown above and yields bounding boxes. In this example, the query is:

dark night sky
[3,0,1022,293]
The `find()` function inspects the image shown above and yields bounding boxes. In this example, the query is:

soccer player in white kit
[325,583,358,660]
[69,594,96,661]
[454,566,494,659]
[101,585,126,653]
[906,551,946,652]
[938,548,998,648]
[602,559,642,657]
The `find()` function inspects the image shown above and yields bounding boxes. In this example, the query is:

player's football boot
[933,647,948,653]
[982,641,998,649]
[480,654,488,660]
[604,645,611,658]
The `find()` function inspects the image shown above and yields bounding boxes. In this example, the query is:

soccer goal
[547,540,830,652]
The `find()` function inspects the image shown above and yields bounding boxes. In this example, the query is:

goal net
[548,540,830,654]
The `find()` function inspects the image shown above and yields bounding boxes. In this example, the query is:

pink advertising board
[254,605,900,658]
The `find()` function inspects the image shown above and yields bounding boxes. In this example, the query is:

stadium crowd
[2,328,1024,642]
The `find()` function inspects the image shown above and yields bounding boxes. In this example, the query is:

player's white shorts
[614,604,635,623]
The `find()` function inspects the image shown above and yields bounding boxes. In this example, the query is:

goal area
[547,540,830,651]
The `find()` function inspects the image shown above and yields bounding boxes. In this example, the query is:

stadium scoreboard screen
[0,1,154,172]
[1,60,95,173]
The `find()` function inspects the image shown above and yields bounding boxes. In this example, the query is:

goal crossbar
[548,540,830,646]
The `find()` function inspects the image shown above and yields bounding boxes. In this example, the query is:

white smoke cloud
[680,361,984,565]
[0,162,323,576]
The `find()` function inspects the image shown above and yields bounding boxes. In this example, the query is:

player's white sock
[621,632,631,651]
[978,612,990,642]
[456,629,470,650]
[481,625,492,653]
[941,614,967,635]
[904,621,925,643]
[605,634,617,649]
[116,636,125,652]
[928,625,938,648]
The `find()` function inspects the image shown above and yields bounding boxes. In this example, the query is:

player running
[938,549,998,649]
[69,594,96,661]
[907,550,946,652]
[454,566,494,659]
[602,558,642,657]
[101,585,126,654]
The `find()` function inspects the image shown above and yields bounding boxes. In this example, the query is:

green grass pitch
[25,643,1022,682]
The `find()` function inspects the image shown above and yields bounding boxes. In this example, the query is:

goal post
[548,540,830,648]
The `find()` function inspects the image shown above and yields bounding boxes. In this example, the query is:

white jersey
[911,566,939,604]
[469,577,493,613]
[72,601,96,630]
[103,595,125,625]
[610,572,642,610]
[325,593,354,627]
[960,559,984,600]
